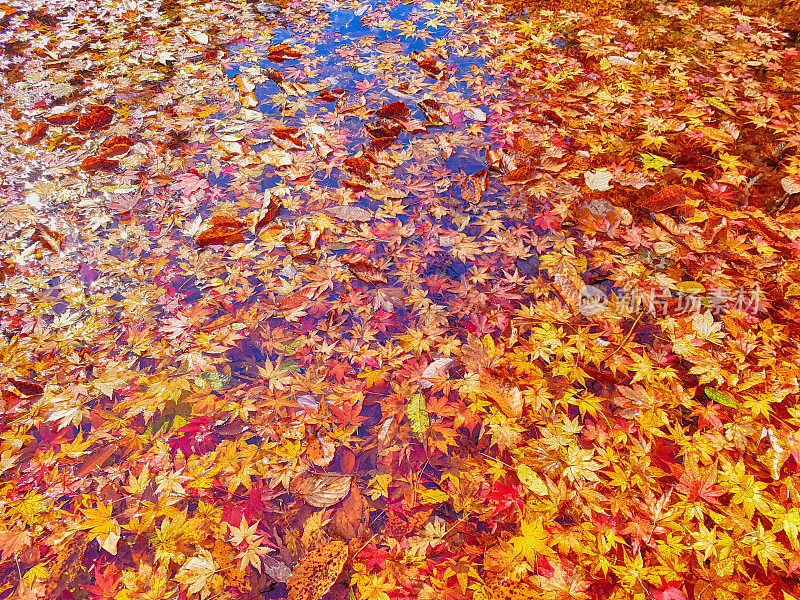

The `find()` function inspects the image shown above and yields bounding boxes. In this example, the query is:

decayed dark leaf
[286,540,348,600]
[43,533,89,599]
[47,111,80,126]
[9,377,44,396]
[385,504,435,537]
[376,101,411,122]
[342,157,375,183]
[196,215,245,247]
[74,105,115,132]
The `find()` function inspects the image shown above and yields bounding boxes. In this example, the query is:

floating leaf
[323,205,373,222]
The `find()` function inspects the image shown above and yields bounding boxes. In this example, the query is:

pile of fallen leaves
[1,0,800,599]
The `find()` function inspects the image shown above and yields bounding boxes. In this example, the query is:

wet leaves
[2,0,800,599]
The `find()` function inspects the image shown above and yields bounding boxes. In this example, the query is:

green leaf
[408,392,429,439]
[195,371,235,390]
[705,386,739,408]
[152,399,193,433]
[279,358,302,372]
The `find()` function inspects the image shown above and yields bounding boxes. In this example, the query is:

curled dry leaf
[435,134,454,160]
[9,377,44,396]
[272,126,305,150]
[336,92,365,114]
[418,98,450,125]
[287,540,348,600]
[292,474,352,508]
[339,252,388,284]
[267,43,302,62]
[235,74,256,94]
[31,223,64,253]
[366,119,403,140]
[284,218,321,260]
[252,195,281,233]
[98,135,136,158]
[318,88,347,102]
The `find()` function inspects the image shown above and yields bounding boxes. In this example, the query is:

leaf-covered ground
[1,0,800,598]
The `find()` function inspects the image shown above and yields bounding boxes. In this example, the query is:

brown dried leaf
[74,105,114,132]
[31,223,63,253]
[502,166,538,186]
[287,540,348,600]
[196,215,246,247]
[80,156,119,173]
[642,184,703,213]
[376,101,411,122]
[323,205,373,222]
[24,121,48,145]
[293,474,352,508]
[418,98,450,125]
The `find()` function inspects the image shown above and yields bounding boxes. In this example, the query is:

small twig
[603,310,643,363]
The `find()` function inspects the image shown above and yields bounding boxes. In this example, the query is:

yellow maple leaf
[511,519,554,563]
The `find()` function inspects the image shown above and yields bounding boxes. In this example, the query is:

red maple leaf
[329,398,369,428]
[673,462,725,505]
[82,560,121,600]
